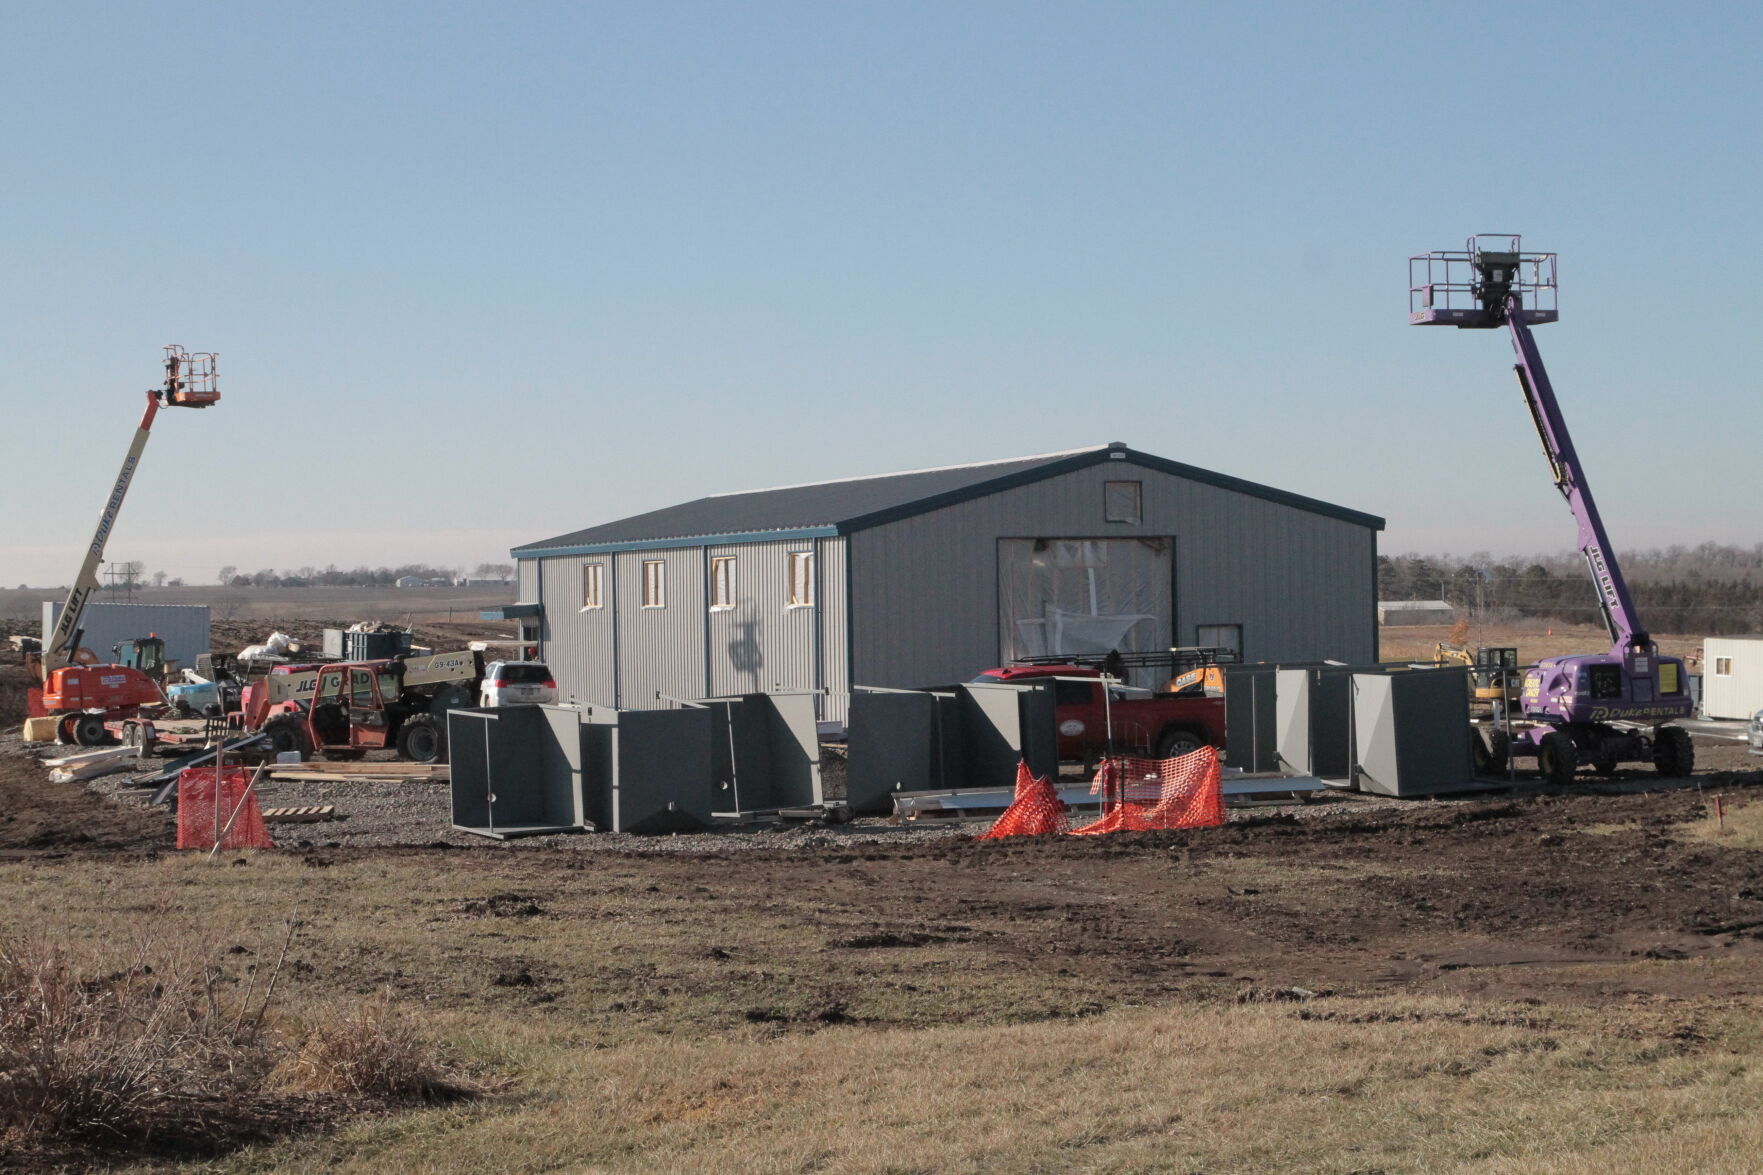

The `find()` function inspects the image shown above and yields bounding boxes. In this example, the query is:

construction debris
[261,805,336,824]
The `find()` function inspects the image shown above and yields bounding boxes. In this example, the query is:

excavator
[29,348,219,744]
[1411,238,1693,782]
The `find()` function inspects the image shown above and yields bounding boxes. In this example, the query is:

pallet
[261,805,335,824]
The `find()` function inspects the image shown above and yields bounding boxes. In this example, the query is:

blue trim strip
[513,526,840,559]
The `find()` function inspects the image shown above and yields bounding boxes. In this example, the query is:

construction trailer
[1702,637,1763,720]
[503,443,1385,727]
[40,601,210,670]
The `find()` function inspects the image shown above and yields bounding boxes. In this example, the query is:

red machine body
[40,664,164,715]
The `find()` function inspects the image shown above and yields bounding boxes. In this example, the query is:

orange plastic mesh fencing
[1071,745,1224,835]
[976,760,1072,839]
[177,767,272,851]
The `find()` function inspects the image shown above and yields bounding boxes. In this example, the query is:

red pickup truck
[969,663,1225,765]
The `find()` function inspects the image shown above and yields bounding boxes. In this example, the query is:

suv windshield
[495,663,551,684]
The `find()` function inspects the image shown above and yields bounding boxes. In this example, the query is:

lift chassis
[1410,237,1693,783]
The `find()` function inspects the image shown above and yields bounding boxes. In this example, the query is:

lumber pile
[41,746,141,783]
[265,760,447,784]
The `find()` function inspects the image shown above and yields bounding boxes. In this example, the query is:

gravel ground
[49,733,1757,854]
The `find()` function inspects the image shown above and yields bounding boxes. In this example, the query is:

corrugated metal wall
[817,537,849,724]
[41,602,211,668]
[520,538,852,720]
[1702,639,1763,720]
[848,461,1376,689]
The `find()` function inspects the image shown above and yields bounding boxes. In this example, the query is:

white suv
[480,661,558,708]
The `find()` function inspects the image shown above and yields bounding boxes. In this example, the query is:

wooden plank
[267,770,447,784]
[261,805,335,824]
[275,761,443,775]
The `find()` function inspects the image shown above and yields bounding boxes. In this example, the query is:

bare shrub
[0,939,269,1150]
[275,996,479,1104]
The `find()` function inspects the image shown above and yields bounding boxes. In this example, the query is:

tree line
[1379,542,1763,635]
[212,562,514,589]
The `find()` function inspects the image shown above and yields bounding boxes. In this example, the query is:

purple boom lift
[1409,235,1694,783]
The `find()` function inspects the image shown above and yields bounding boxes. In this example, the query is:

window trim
[709,555,736,611]
[641,559,667,609]
[1104,479,1143,524]
[787,550,815,608]
[579,562,604,611]
[1714,656,1733,677]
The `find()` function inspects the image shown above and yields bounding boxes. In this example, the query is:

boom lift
[1410,237,1693,782]
[32,348,219,744]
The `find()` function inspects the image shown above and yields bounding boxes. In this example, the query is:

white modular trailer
[511,444,1385,727]
[1702,636,1763,720]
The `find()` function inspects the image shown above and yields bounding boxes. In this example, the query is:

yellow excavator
[1434,642,1522,713]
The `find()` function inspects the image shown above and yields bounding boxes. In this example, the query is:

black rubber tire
[397,714,447,764]
[1652,726,1695,778]
[1591,754,1620,777]
[55,715,80,745]
[1538,731,1579,786]
[201,702,222,718]
[1472,728,1510,775]
[1153,727,1205,760]
[73,714,107,747]
[262,717,312,759]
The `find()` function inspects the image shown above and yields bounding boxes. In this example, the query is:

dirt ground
[1379,620,1710,667]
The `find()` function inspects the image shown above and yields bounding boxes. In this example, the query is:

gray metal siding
[817,537,849,724]
[705,541,816,699]
[615,547,705,709]
[517,560,539,603]
[535,556,615,706]
[849,461,1375,689]
[41,602,211,668]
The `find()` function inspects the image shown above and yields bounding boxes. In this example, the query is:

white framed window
[709,556,735,609]
[1104,480,1142,524]
[1715,657,1733,676]
[580,562,604,610]
[1196,623,1243,657]
[788,551,814,607]
[642,560,666,609]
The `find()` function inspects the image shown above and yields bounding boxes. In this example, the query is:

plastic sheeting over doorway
[998,538,1172,672]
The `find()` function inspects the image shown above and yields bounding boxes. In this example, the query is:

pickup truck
[969,663,1226,765]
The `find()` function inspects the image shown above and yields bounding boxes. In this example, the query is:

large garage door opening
[998,538,1173,677]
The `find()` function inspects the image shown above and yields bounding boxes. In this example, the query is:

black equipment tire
[1538,731,1578,786]
[1472,727,1510,775]
[262,717,312,759]
[1153,727,1205,760]
[1591,753,1620,777]
[74,714,107,747]
[1652,726,1695,778]
[397,714,447,764]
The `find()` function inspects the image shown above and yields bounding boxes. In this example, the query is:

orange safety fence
[1072,745,1224,835]
[177,767,272,851]
[977,746,1224,840]
[975,760,1071,839]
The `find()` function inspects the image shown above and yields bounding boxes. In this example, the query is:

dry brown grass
[275,997,482,1105]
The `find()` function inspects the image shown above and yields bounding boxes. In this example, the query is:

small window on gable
[1104,480,1142,524]
[709,556,735,609]
[788,552,814,607]
[581,563,604,610]
[642,560,666,609]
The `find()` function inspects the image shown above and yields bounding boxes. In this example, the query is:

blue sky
[3,2,1757,585]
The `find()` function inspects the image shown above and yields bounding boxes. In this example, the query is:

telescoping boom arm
[1504,304,1645,648]
[41,348,219,669]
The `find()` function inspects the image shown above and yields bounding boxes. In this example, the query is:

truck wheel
[1472,728,1510,775]
[1537,731,1578,786]
[74,714,108,747]
[1652,726,1695,778]
[397,714,447,764]
[1154,727,1205,760]
[262,717,312,760]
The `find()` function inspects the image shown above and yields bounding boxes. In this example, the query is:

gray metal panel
[615,548,705,710]
[705,692,823,813]
[517,558,539,602]
[705,541,816,698]
[41,601,210,668]
[958,682,1056,790]
[848,461,1376,690]
[447,706,586,838]
[1351,669,1475,797]
[817,537,849,725]
[1223,665,1278,772]
[845,690,938,813]
[607,708,715,833]
[1275,669,1313,775]
[537,555,615,706]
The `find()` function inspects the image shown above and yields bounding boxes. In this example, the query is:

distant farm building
[1377,600,1455,626]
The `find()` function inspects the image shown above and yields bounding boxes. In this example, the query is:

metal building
[40,601,211,669]
[1702,636,1763,720]
[503,443,1384,725]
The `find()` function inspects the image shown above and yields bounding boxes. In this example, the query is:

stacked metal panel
[1351,668,1475,797]
[844,681,1056,814]
[704,692,824,816]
